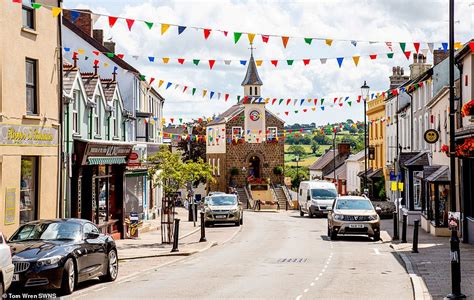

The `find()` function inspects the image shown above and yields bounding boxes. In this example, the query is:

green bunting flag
[192,88,196,95]
[237,95,241,101]
[32,3,42,8]
[193,59,200,66]
[106,53,115,58]
[286,60,294,65]
[234,32,242,44]
[84,56,89,60]
[348,101,352,106]
[387,53,394,58]
[304,38,313,45]
[279,99,284,105]
[321,98,325,105]
[145,21,154,30]
[400,42,406,52]
[139,75,146,81]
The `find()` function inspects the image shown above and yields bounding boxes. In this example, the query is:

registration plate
[349,224,365,228]
[215,215,226,219]
[12,274,19,282]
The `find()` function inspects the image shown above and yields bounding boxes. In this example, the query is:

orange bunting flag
[52,7,62,17]
[203,29,212,39]
[162,57,169,64]
[255,60,263,66]
[126,19,135,31]
[325,39,333,46]
[352,56,360,66]
[454,42,462,50]
[158,80,164,88]
[281,36,289,48]
[247,33,256,44]
[161,24,170,35]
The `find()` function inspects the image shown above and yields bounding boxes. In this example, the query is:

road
[69,211,413,300]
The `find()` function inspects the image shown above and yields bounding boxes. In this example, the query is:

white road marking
[296,295,302,300]
[304,289,309,293]
[319,272,323,276]
[373,248,381,255]
[315,277,319,281]
[310,282,315,286]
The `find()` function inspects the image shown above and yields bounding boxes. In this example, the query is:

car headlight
[333,214,344,220]
[37,255,62,266]
[368,214,379,221]
[229,209,239,214]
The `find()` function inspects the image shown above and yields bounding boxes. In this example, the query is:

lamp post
[333,129,337,184]
[361,81,370,196]
[186,124,196,226]
[295,155,300,186]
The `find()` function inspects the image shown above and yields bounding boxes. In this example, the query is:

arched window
[255,86,258,95]
[249,86,253,95]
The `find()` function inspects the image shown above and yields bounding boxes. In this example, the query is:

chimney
[337,143,350,156]
[409,54,431,79]
[93,29,104,45]
[389,66,409,89]
[433,49,449,66]
[63,9,93,37]
[103,41,116,54]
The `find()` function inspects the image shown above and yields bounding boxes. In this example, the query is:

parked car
[0,232,14,296]
[327,196,381,241]
[9,219,118,295]
[203,194,243,226]
[298,181,337,217]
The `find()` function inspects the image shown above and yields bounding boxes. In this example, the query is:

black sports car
[8,219,118,295]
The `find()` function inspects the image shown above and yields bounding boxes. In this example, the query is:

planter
[461,99,474,117]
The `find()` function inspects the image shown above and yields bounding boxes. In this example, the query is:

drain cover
[277,258,308,263]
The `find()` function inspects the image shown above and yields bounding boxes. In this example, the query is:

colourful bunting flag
[166,82,172,89]
[162,57,169,64]
[178,26,186,34]
[304,38,313,45]
[387,53,394,58]
[178,58,185,64]
[325,39,333,46]
[336,57,344,68]
[352,56,360,66]
[404,51,411,60]
[126,19,135,31]
[225,94,229,101]
[369,54,377,60]
[413,42,420,53]
[454,42,462,50]
[271,60,278,67]
[158,80,164,88]
[52,7,62,17]
[192,88,196,95]
[303,59,310,66]
[161,24,170,35]
[193,59,200,66]
[203,29,211,40]
[247,33,256,44]
[399,42,406,52]
[209,60,215,69]
[234,32,242,43]
[470,42,474,53]
[261,35,269,43]
[145,21,154,30]
[255,60,263,66]
[287,60,294,65]
[442,43,448,53]
[281,36,289,48]
[108,16,118,28]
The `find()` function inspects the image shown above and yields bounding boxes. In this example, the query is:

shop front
[71,139,133,239]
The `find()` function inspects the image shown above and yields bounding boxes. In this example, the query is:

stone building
[206,51,285,192]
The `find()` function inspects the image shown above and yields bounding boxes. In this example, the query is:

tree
[310,141,320,154]
[288,144,306,157]
[177,122,207,162]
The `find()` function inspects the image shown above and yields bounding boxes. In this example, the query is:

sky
[63,0,474,125]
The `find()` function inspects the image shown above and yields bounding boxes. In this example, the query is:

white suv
[0,232,14,295]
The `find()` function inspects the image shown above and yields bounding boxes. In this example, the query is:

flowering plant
[441,138,474,158]
[461,100,474,117]
[441,144,450,155]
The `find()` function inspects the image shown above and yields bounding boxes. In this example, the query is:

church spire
[241,43,263,99]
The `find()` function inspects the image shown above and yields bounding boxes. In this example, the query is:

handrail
[244,185,254,209]
[282,185,293,209]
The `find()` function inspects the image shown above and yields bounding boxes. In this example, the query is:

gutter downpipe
[57,0,65,218]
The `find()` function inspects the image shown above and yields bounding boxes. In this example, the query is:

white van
[298,181,337,217]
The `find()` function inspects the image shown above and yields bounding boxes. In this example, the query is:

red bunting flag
[404,51,411,60]
[303,59,310,66]
[314,99,317,105]
[225,94,229,101]
[272,98,277,105]
[108,16,118,28]
[183,86,188,92]
[117,54,124,59]
[413,42,420,53]
[126,19,135,31]
[469,42,474,52]
[339,103,343,107]
[92,51,100,56]
[262,35,269,43]
[271,60,278,67]
[93,59,99,65]
[334,97,338,103]
[243,96,248,103]
[391,89,398,96]
[357,95,361,103]
[149,78,155,85]
[170,118,174,123]
[209,60,216,69]
[369,54,377,60]
[223,31,228,37]
[281,36,289,48]
[12,0,22,3]
[198,118,203,123]
[286,99,291,105]
[284,112,289,116]
[178,58,185,64]
[303,109,307,112]
[203,29,212,39]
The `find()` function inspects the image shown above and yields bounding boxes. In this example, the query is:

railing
[244,185,254,209]
[282,185,294,210]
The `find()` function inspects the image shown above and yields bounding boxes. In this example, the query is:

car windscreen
[335,199,373,210]
[208,195,237,206]
[9,222,82,242]
[311,189,337,199]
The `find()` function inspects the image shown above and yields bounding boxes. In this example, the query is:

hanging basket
[461,100,474,117]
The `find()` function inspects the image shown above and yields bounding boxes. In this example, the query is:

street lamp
[295,155,300,185]
[333,128,337,184]
[361,81,370,196]
[186,124,196,226]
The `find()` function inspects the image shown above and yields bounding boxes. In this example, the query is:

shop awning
[426,165,450,182]
[87,156,127,165]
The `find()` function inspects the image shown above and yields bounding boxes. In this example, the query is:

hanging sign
[424,129,439,144]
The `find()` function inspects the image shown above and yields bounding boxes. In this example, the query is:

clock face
[249,110,261,121]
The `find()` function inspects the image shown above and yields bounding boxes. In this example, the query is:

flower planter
[461,100,474,118]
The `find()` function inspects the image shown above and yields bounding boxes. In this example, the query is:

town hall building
[206,50,285,192]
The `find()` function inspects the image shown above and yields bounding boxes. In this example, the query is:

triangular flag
[52,7,62,17]
[149,78,155,85]
[166,82,172,89]
[247,33,256,44]
[286,99,291,105]
[404,51,411,60]
[208,60,216,69]
[225,94,229,101]
[320,99,325,105]
[352,56,360,66]
[281,36,289,48]
[178,58,185,64]
[442,43,448,53]
[369,54,377,60]
[428,42,434,53]
[279,99,284,105]
[399,42,406,52]
[108,16,118,28]
[145,21,154,30]
[255,60,263,66]
[234,32,242,44]
[336,57,344,68]
[300,99,305,106]
[183,86,188,92]
[287,60,294,65]
[148,56,155,62]
[202,90,207,97]
[126,19,135,31]
[351,40,357,47]
[31,3,41,8]
[320,58,327,64]
[192,88,196,95]
[203,29,211,40]
[210,91,215,99]
[193,59,200,66]
[303,59,310,66]
[261,35,269,43]
[92,51,100,56]
[222,31,228,37]
[284,112,289,116]
[348,101,352,106]
[224,60,231,65]
[454,42,462,50]
[413,42,420,53]
[470,42,474,53]
[387,53,394,59]
[240,60,247,66]
[161,24,170,35]
[325,39,333,46]
[385,42,393,51]
[178,26,186,34]
[162,57,170,64]
[158,80,164,88]
[311,107,316,111]
[304,38,313,45]
[271,60,278,67]
[70,10,80,22]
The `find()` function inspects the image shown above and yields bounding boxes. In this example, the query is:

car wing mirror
[375,207,382,215]
[85,232,100,240]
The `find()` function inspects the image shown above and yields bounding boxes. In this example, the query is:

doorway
[249,156,261,178]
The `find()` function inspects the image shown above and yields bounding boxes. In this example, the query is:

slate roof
[81,73,99,98]
[101,79,117,102]
[399,152,419,167]
[63,67,78,95]
[346,150,365,162]
[426,165,450,182]
[309,149,338,170]
[324,163,346,180]
[367,168,383,179]
[404,151,430,167]
[357,168,373,178]
[207,104,245,126]
[241,54,263,86]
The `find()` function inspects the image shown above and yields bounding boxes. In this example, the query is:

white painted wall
[244,104,266,143]
[206,124,226,153]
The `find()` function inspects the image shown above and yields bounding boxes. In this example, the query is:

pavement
[68,210,412,300]
[381,219,474,299]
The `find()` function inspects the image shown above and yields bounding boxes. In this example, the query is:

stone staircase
[236,187,251,209]
[273,186,290,210]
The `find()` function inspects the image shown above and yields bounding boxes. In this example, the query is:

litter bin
[188,203,198,221]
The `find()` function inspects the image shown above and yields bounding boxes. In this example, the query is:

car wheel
[373,232,380,241]
[60,258,75,295]
[235,220,240,226]
[299,207,304,217]
[327,226,331,237]
[330,229,338,240]
[309,212,314,218]
[100,249,119,282]
[240,217,243,225]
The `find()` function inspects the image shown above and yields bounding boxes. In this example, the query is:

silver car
[0,232,14,295]
[204,194,243,226]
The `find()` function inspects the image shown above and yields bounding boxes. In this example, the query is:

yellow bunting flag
[161,118,166,123]
[352,56,360,66]
[311,107,316,111]
[161,24,170,35]
[265,98,269,104]
[255,60,263,66]
[52,7,62,17]
[247,33,256,44]
[77,49,85,55]
[104,63,109,67]
[325,39,333,46]
[202,90,207,97]
[454,42,462,49]
[158,80,164,88]
[162,57,170,64]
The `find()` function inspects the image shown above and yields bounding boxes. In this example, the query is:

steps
[236,187,250,208]
[273,186,290,210]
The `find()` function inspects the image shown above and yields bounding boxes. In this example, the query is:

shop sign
[0,123,58,146]
[85,144,132,158]
[127,151,141,167]
[368,146,376,160]
[4,187,16,225]
[424,129,439,144]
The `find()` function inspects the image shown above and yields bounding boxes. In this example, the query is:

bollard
[199,212,207,242]
[393,212,399,240]
[401,214,407,243]
[171,218,180,253]
[412,219,419,253]
[446,229,466,299]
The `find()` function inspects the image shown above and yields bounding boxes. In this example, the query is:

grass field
[284,144,331,167]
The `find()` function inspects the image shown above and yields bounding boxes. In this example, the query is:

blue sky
[63,0,474,125]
